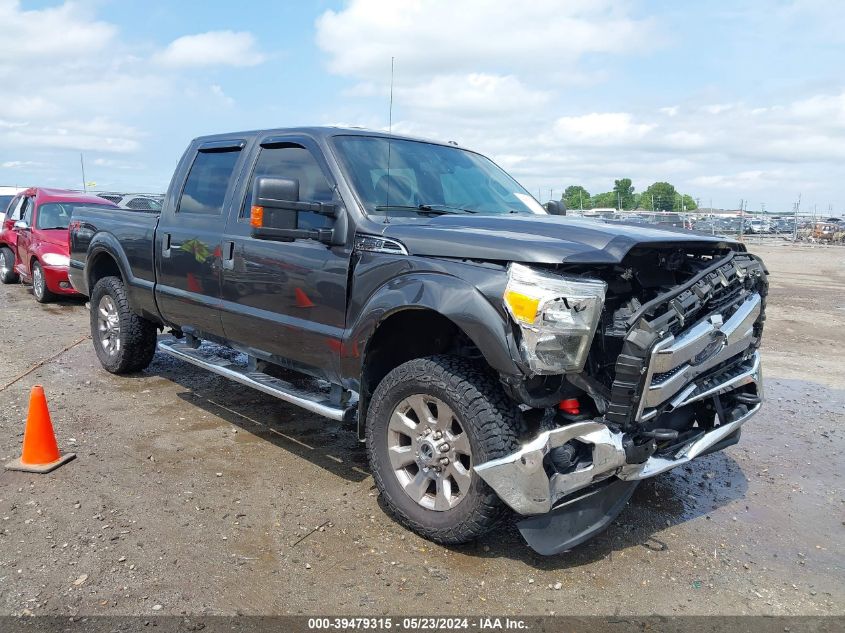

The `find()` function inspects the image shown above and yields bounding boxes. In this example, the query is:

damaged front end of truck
[475,245,768,554]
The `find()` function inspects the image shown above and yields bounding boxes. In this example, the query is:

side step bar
[157,338,356,422]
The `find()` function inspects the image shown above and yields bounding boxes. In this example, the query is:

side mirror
[255,177,300,208]
[544,200,566,216]
[250,176,343,245]
[14,220,29,230]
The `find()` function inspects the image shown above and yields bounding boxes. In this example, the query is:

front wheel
[90,276,158,374]
[31,261,55,303]
[0,248,18,284]
[366,355,521,545]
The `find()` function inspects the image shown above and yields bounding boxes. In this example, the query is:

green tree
[681,194,697,211]
[613,178,635,210]
[592,191,617,209]
[562,185,591,211]
[641,182,677,211]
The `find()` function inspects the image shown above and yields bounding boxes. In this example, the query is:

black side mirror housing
[544,200,566,216]
[255,177,300,209]
[251,176,345,245]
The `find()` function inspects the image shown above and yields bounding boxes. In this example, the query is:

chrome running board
[157,337,355,422]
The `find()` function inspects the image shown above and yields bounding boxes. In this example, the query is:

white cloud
[551,113,655,145]
[2,160,42,169]
[0,1,116,63]
[397,74,550,117]
[317,0,657,82]
[154,31,265,68]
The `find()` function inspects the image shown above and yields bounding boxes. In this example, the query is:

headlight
[503,263,606,374]
[42,253,69,267]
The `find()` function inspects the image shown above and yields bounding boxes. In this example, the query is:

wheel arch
[84,233,160,323]
[344,272,524,439]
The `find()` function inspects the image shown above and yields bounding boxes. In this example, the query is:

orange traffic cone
[5,386,76,473]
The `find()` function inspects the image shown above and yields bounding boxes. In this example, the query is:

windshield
[332,136,546,217]
[0,195,14,213]
[36,202,115,230]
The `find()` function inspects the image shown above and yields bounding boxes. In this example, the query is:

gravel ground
[0,242,842,616]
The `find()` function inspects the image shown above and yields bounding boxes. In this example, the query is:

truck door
[155,140,246,339]
[219,137,350,379]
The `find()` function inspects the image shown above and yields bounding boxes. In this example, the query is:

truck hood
[379,215,740,264]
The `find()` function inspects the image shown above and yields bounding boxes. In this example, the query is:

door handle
[162,233,171,258]
[221,240,235,270]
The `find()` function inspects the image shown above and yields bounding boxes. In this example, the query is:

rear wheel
[90,276,157,374]
[31,261,55,303]
[366,355,521,545]
[0,248,17,284]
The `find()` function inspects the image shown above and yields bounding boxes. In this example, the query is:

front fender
[341,266,524,390]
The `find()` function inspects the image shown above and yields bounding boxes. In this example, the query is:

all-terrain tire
[366,355,521,545]
[90,276,157,374]
[0,247,18,284]
[31,260,55,303]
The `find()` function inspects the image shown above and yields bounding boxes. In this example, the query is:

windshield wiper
[41,226,69,230]
[373,204,477,216]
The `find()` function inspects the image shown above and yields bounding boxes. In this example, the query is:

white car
[96,192,163,211]
[0,186,26,221]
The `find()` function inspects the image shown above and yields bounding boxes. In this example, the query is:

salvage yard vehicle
[68,127,768,554]
[4,188,116,301]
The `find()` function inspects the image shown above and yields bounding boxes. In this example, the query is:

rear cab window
[178,145,244,215]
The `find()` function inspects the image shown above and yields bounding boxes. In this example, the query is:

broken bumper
[474,351,762,553]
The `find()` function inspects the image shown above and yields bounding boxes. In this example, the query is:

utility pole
[579,191,583,211]
[80,153,87,193]
[793,193,800,241]
[739,199,745,241]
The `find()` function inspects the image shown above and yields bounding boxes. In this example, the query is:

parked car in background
[0,186,26,221]
[0,190,30,283]
[812,222,839,242]
[97,192,164,211]
[3,188,117,301]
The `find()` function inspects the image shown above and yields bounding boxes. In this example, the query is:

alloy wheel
[97,295,121,356]
[32,264,44,300]
[386,394,473,511]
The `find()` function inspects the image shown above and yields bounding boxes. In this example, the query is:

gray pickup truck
[69,127,767,554]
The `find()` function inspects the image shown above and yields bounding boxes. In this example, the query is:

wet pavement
[0,243,843,616]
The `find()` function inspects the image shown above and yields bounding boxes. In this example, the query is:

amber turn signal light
[250,205,264,228]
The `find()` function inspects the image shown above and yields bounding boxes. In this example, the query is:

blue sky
[2,0,844,213]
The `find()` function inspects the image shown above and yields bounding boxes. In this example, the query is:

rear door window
[178,148,242,215]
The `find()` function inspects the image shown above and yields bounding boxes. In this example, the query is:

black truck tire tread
[366,355,521,545]
[90,276,157,374]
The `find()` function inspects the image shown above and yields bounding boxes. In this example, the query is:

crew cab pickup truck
[69,127,767,554]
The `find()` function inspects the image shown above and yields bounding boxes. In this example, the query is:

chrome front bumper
[475,351,762,516]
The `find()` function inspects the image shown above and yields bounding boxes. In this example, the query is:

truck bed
[68,206,159,317]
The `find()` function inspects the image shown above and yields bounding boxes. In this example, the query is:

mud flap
[516,478,640,555]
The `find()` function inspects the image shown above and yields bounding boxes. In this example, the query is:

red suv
[0,188,116,302]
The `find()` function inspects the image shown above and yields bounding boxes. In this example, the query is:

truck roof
[191,125,462,149]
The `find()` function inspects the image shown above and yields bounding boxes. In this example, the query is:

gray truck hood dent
[379,215,740,264]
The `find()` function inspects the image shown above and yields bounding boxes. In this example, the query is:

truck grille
[605,252,767,430]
